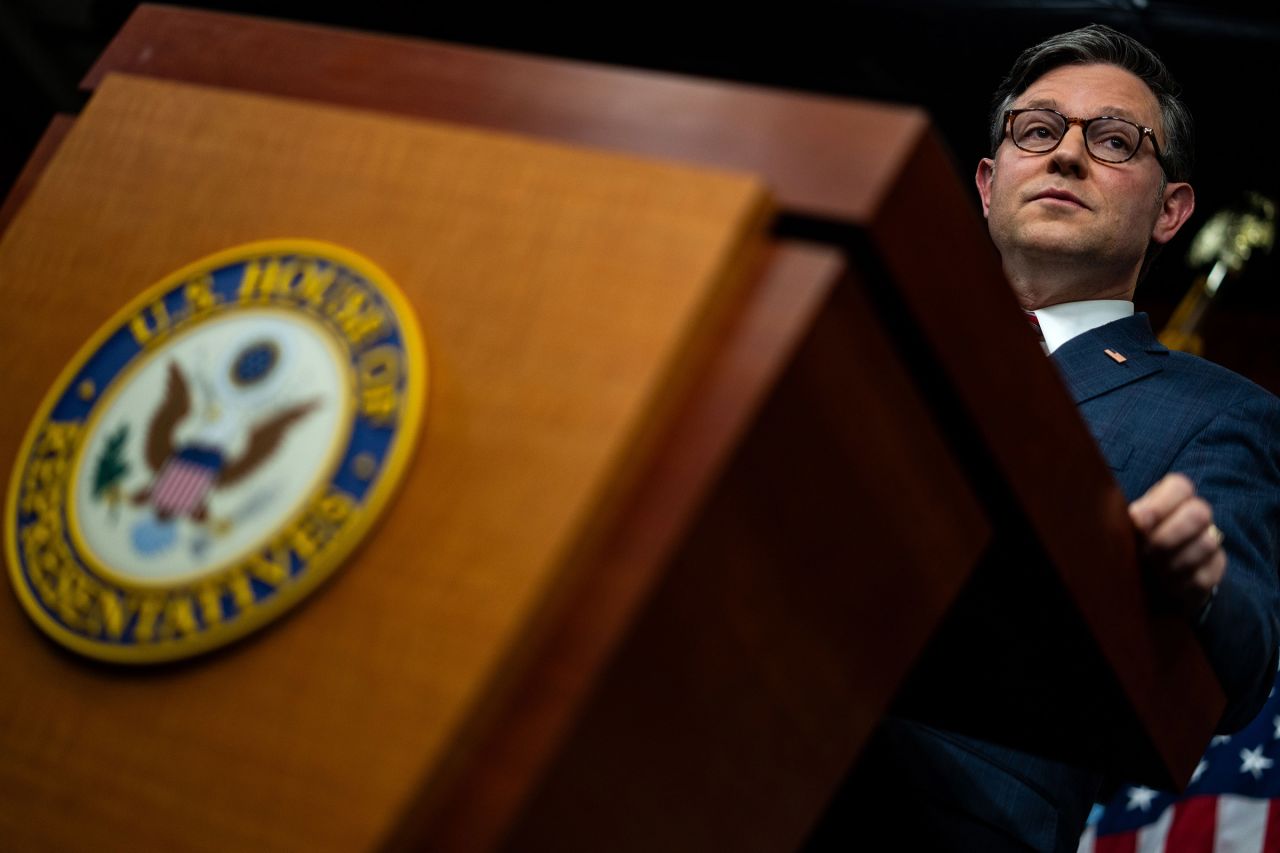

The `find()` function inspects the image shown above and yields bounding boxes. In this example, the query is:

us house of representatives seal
[5,240,426,663]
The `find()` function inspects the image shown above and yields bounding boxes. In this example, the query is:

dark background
[3,0,1277,387]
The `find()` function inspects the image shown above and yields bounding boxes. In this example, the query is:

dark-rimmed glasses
[1003,108,1165,169]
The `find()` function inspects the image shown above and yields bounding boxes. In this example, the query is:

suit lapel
[1052,313,1168,405]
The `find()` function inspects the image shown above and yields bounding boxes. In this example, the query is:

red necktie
[1025,311,1048,354]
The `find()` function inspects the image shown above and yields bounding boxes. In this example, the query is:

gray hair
[988,24,1194,184]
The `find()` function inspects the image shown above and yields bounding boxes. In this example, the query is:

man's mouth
[1031,188,1090,209]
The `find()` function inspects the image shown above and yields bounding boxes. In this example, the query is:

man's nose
[1049,124,1090,176]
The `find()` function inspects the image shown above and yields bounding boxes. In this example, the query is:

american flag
[1078,673,1280,852]
[151,446,223,517]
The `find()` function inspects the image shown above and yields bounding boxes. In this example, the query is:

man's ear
[1152,182,1195,245]
[975,158,995,218]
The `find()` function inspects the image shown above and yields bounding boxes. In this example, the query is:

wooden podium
[0,7,1223,852]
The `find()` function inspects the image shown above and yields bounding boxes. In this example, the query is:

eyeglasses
[1003,108,1165,169]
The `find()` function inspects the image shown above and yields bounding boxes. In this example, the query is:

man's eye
[1020,124,1055,140]
[1099,134,1135,153]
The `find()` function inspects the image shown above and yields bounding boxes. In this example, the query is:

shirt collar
[1031,300,1134,354]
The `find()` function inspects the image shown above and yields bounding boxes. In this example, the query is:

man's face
[976,63,1189,296]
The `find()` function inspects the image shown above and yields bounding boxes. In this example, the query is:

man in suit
[974,23,1280,849]
[811,25,1280,852]
[974,24,1280,734]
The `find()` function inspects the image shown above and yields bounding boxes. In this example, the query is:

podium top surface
[83,4,931,224]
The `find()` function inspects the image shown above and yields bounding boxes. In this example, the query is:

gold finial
[1161,192,1276,354]
[1187,191,1275,281]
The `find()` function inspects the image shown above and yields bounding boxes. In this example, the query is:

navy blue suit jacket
[829,315,1280,852]
[1059,313,1280,733]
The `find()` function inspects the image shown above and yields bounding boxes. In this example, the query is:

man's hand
[1128,473,1226,618]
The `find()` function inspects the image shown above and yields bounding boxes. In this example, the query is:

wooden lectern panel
[484,258,990,852]
[0,74,769,852]
[0,115,73,238]
[0,71,993,851]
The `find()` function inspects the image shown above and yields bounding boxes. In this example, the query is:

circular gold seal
[5,240,426,663]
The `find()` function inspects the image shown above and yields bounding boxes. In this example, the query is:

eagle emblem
[6,240,426,663]
[123,359,318,556]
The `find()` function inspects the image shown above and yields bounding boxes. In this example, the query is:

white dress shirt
[1029,300,1134,355]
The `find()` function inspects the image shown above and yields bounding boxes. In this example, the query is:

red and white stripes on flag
[151,453,219,517]
[1079,665,1280,853]
[1079,794,1280,852]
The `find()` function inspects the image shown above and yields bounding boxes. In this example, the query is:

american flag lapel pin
[1104,348,1127,364]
